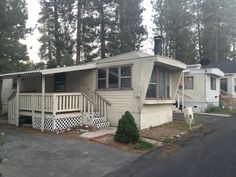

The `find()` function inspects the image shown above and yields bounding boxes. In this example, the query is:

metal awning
[0,62,97,79]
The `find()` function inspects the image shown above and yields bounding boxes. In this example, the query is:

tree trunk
[53,0,61,66]
[233,38,236,60]
[196,0,202,60]
[173,32,176,59]
[120,0,127,53]
[214,17,220,62]
[100,0,106,59]
[76,0,82,65]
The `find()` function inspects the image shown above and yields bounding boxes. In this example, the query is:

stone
[176,135,180,138]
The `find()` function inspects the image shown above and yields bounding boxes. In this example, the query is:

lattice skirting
[89,111,101,118]
[96,122,110,129]
[33,113,82,131]
[55,115,82,130]
[92,117,104,125]
[33,113,54,131]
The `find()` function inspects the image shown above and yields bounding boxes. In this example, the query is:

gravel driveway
[0,126,139,177]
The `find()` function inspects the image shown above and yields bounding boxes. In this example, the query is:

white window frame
[184,76,194,90]
[210,77,216,90]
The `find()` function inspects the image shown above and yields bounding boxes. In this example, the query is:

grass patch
[163,137,174,145]
[205,106,236,114]
[132,140,154,151]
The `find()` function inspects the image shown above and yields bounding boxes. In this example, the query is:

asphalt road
[104,114,236,177]
[0,126,139,177]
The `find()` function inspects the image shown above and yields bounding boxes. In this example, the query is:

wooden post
[104,102,107,122]
[41,75,45,132]
[91,104,94,125]
[52,94,57,131]
[15,77,21,126]
[182,72,185,112]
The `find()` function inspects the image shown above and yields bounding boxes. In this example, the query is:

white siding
[140,104,173,130]
[205,75,220,104]
[96,91,140,127]
[67,70,96,98]
[1,79,15,113]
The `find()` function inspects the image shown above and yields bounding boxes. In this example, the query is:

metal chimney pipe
[154,35,163,55]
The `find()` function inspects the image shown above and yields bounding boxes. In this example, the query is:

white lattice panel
[55,116,82,130]
[33,113,54,131]
[96,122,110,129]
[92,117,104,124]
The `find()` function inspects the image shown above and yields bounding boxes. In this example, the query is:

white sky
[25,0,154,63]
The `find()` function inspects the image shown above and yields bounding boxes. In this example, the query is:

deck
[8,92,110,131]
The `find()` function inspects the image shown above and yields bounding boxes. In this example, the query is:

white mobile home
[206,61,236,108]
[0,51,186,131]
[177,64,224,113]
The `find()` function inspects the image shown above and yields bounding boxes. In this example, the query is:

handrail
[94,92,111,105]
[82,93,96,105]
[8,91,17,101]
[177,90,193,99]
[221,90,234,97]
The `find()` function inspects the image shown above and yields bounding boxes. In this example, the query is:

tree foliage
[38,0,75,68]
[0,0,29,73]
[38,0,146,65]
[153,0,236,64]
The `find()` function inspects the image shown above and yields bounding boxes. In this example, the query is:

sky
[25,0,154,63]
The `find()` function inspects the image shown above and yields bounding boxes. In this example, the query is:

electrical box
[184,107,194,125]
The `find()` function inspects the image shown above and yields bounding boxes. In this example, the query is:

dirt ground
[141,121,190,141]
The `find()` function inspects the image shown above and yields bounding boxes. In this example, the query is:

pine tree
[38,0,75,68]
[153,0,197,63]
[117,0,147,53]
[0,0,29,73]
[201,0,236,62]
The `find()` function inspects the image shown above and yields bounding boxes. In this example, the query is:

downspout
[182,72,185,111]
[16,77,21,127]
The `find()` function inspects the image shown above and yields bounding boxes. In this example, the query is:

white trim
[143,99,175,105]
[0,63,97,78]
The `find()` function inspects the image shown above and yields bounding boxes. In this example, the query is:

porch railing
[19,93,97,115]
[8,92,110,126]
[93,92,111,121]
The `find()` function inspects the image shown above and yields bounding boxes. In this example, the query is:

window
[54,73,66,92]
[121,66,131,88]
[185,76,194,89]
[146,70,157,98]
[234,78,236,92]
[98,69,106,89]
[12,78,17,89]
[146,67,170,99]
[109,68,118,88]
[97,65,132,89]
[220,78,228,92]
[210,77,216,90]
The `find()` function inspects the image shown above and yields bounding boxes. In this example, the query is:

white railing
[8,92,110,127]
[19,92,97,115]
[19,93,53,112]
[93,92,111,121]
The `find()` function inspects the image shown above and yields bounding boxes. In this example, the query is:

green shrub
[114,111,139,144]
[205,105,235,114]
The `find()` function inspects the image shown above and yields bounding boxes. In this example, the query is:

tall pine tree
[38,0,75,68]
[0,0,29,73]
